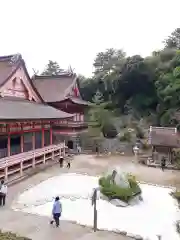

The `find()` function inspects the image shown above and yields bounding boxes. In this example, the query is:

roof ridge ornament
[9,54,21,64]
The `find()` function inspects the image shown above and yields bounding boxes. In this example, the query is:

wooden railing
[53,121,88,128]
[0,143,65,181]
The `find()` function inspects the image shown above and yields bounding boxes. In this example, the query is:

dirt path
[0,154,180,240]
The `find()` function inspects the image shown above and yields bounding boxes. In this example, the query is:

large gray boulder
[110,199,128,207]
[105,167,130,188]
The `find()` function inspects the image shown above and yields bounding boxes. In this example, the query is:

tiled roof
[149,126,180,147]
[0,97,74,120]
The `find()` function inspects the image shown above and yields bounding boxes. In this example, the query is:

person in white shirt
[0,180,7,206]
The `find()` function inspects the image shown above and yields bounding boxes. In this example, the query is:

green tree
[88,90,117,139]
[164,28,180,49]
[41,60,63,75]
[155,50,180,125]
[115,55,157,115]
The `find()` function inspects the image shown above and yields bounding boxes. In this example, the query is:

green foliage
[171,191,180,202]
[141,142,151,150]
[40,27,180,128]
[0,231,31,240]
[118,131,132,142]
[164,28,180,49]
[41,60,64,75]
[135,126,145,139]
[99,175,141,203]
[102,123,117,138]
[87,90,117,139]
[177,124,180,132]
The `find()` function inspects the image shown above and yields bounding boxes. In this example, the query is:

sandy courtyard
[1,154,180,239]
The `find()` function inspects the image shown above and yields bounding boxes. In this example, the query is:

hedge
[171,191,180,202]
[99,174,141,203]
[0,231,31,240]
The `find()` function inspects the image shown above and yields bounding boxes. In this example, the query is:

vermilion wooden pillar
[50,128,53,145]
[32,132,35,150]
[42,129,45,147]
[20,134,24,152]
[7,134,11,157]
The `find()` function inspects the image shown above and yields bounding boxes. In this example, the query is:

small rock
[119,231,127,235]
[134,235,143,240]
[110,199,128,207]
[126,233,136,238]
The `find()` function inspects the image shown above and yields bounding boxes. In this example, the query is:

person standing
[95,145,99,155]
[50,196,62,227]
[0,180,7,206]
[77,145,81,154]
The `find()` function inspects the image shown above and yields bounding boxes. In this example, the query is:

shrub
[102,123,117,139]
[177,124,180,133]
[171,191,180,202]
[99,174,141,203]
[0,231,31,240]
[142,142,151,150]
[119,131,131,142]
[135,127,145,139]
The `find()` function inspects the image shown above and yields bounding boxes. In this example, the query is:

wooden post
[63,141,65,157]
[20,134,24,153]
[32,152,35,168]
[32,132,35,150]
[42,129,45,148]
[43,151,46,164]
[7,134,11,157]
[50,128,53,145]
[20,161,23,176]
[92,188,98,232]
[4,167,8,181]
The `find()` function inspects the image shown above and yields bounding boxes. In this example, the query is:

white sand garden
[12,173,180,240]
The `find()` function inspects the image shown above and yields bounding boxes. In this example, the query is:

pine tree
[41,60,63,76]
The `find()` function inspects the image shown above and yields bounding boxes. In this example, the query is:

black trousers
[59,158,64,168]
[67,162,70,169]
[161,164,165,171]
[0,193,6,206]
[53,213,61,227]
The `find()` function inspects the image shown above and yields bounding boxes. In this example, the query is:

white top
[0,184,7,194]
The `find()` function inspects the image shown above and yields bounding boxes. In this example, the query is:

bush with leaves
[99,174,141,203]
[135,126,145,139]
[171,190,180,204]
[0,231,31,240]
[102,123,117,138]
[118,131,132,142]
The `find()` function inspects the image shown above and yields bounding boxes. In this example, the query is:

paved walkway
[0,154,180,239]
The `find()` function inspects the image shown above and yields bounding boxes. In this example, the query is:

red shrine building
[32,72,88,149]
[0,54,88,181]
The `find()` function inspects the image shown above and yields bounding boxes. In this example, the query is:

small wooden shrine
[148,126,180,164]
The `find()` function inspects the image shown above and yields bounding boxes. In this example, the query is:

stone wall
[54,133,134,155]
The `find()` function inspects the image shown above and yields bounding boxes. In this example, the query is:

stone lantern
[133,145,140,161]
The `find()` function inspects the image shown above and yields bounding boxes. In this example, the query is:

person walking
[161,156,166,171]
[59,156,64,168]
[0,180,7,206]
[67,157,71,169]
[50,196,62,227]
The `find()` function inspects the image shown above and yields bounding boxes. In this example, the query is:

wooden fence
[0,143,65,181]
